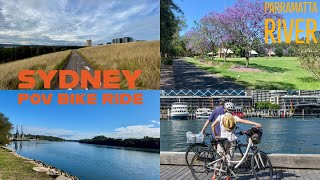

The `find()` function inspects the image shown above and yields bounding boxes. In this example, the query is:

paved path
[57,50,95,90]
[161,165,320,180]
[160,65,175,89]
[161,58,244,89]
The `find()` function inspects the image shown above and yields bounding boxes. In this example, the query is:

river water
[8,141,159,180]
[161,118,320,154]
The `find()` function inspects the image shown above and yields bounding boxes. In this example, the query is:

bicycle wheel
[190,151,226,180]
[251,151,273,180]
[185,143,208,168]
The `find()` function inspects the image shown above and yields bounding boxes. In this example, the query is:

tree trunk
[224,53,227,63]
[245,56,249,68]
[211,48,214,61]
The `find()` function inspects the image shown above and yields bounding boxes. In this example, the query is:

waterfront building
[252,90,320,108]
[160,90,253,119]
[297,90,320,96]
[252,90,296,104]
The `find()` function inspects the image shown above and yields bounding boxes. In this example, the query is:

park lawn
[0,148,51,180]
[185,57,320,89]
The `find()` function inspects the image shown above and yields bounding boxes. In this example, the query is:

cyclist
[200,97,228,137]
[211,102,261,180]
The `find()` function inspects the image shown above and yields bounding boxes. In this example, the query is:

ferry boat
[195,108,212,119]
[170,102,189,120]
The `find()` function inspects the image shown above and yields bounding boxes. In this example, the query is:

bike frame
[206,138,266,174]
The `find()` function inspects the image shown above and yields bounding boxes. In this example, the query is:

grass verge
[185,57,320,89]
[0,148,51,180]
[77,41,160,89]
[0,50,71,89]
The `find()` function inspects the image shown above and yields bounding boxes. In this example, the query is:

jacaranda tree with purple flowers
[185,0,282,67]
[185,27,210,58]
[222,0,282,67]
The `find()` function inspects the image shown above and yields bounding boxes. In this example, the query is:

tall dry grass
[0,50,71,89]
[77,41,160,89]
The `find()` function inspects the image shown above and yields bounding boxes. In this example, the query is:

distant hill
[79,136,160,150]
[24,134,65,141]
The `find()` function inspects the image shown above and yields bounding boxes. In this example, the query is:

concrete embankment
[161,151,320,169]
[1,146,78,180]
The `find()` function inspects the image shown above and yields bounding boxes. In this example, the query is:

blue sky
[0,0,159,45]
[176,0,320,39]
[0,90,160,140]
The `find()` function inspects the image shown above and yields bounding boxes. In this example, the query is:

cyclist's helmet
[224,102,235,112]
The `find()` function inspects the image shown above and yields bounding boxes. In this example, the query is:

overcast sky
[0,0,159,46]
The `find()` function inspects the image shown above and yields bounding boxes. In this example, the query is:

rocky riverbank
[1,146,78,180]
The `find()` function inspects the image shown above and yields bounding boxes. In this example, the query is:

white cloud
[151,120,160,125]
[21,123,160,140]
[0,0,159,45]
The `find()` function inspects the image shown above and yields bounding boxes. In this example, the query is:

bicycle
[185,133,217,168]
[190,127,273,180]
[185,127,251,173]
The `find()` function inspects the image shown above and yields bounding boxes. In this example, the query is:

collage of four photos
[0,0,320,180]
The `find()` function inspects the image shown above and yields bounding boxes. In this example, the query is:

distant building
[86,40,92,46]
[98,44,104,46]
[106,42,112,45]
[112,37,134,44]
[217,48,234,58]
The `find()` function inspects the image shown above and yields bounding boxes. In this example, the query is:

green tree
[287,47,295,56]
[275,47,283,57]
[255,102,269,109]
[0,113,13,145]
[298,43,320,79]
[269,104,280,109]
[255,102,280,109]
[160,0,183,57]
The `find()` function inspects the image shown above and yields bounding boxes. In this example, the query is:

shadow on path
[173,58,244,89]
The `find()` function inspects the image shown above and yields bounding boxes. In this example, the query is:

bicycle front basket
[249,128,263,144]
[186,132,204,143]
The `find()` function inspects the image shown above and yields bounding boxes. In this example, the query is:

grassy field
[0,148,51,180]
[185,57,320,89]
[0,50,71,89]
[77,41,160,89]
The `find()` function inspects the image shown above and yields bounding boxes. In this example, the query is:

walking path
[161,165,320,180]
[56,50,95,90]
[160,58,244,89]
[160,65,175,89]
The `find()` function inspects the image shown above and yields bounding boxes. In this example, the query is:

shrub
[275,48,283,57]
[161,58,173,65]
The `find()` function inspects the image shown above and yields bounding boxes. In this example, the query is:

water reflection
[8,141,159,180]
[161,118,320,154]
